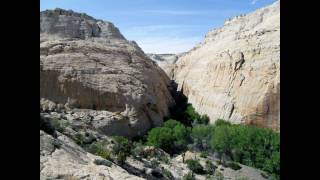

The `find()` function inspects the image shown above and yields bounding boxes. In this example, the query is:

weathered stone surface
[147,53,179,79]
[40,9,175,137]
[173,1,280,131]
[40,130,144,180]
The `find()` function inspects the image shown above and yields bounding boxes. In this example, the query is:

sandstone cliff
[173,1,280,131]
[40,9,174,137]
[40,130,144,180]
[147,53,179,79]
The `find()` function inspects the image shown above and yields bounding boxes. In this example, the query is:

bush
[112,136,132,164]
[93,159,112,167]
[96,148,112,160]
[185,159,205,174]
[131,141,145,158]
[200,152,208,158]
[214,119,232,126]
[90,142,112,160]
[213,171,224,180]
[50,118,65,132]
[205,160,217,175]
[225,161,242,170]
[74,133,85,146]
[163,169,174,180]
[150,159,160,169]
[182,172,196,180]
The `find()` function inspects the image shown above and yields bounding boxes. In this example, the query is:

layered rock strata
[173,1,280,131]
[40,9,174,137]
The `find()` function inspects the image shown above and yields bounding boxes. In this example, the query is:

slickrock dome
[40,9,174,137]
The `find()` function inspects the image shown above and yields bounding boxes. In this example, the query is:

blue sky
[40,0,277,54]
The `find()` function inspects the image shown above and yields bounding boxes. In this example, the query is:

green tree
[191,125,213,151]
[147,127,175,153]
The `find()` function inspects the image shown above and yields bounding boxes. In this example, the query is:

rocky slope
[40,9,174,137]
[173,1,280,131]
[40,130,144,180]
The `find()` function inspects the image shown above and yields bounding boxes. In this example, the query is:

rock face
[173,1,280,131]
[147,53,179,79]
[40,130,144,180]
[40,9,174,137]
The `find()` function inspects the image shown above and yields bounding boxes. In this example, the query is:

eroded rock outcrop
[147,53,179,79]
[173,1,280,131]
[40,130,144,180]
[40,9,174,137]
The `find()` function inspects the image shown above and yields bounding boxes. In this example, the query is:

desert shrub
[214,119,232,126]
[93,159,112,167]
[185,159,205,174]
[156,153,170,164]
[131,141,145,158]
[182,172,196,180]
[200,152,209,158]
[50,118,65,132]
[149,159,160,169]
[96,148,112,160]
[205,160,217,175]
[213,171,224,180]
[225,161,242,170]
[74,133,85,146]
[163,169,174,180]
[111,136,132,164]
[89,142,112,160]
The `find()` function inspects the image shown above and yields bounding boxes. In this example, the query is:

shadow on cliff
[165,80,193,127]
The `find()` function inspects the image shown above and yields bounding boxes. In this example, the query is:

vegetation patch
[182,172,196,180]
[185,159,205,174]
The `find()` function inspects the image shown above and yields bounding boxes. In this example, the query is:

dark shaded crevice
[228,104,235,119]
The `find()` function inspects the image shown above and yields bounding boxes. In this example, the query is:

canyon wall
[40,9,175,137]
[173,1,280,131]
